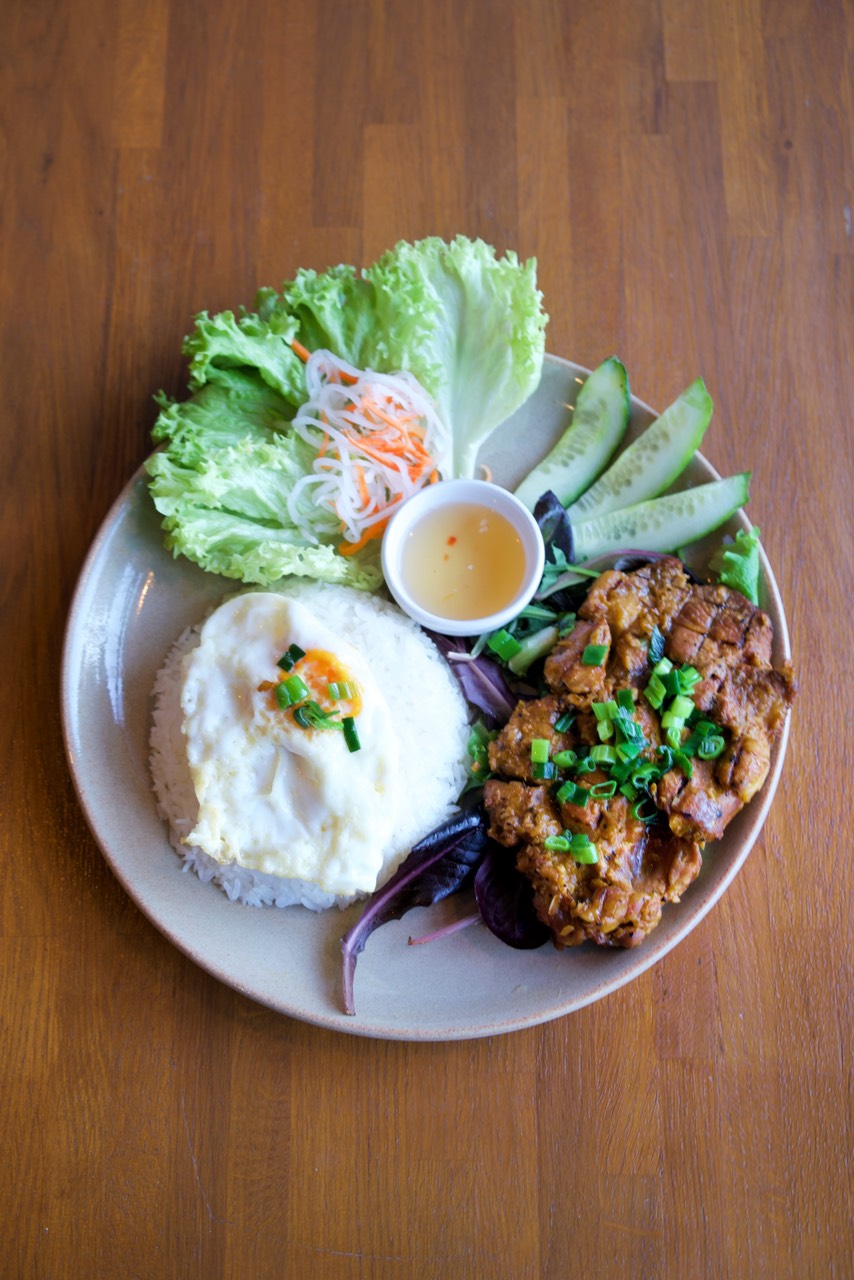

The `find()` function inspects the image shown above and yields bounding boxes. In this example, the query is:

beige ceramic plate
[61,355,792,1040]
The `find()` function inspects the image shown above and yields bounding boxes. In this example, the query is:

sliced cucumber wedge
[572,472,751,562]
[567,377,713,523]
[514,356,630,510]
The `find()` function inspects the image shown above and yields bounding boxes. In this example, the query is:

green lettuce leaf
[364,237,547,476]
[272,236,548,477]
[146,371,382,589]
[710,524,761,604]
[182,308,307,405]
[148,235,547,587]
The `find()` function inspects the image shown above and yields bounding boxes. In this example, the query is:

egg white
[179,592,398,898]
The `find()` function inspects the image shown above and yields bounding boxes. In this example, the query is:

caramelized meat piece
[483,780,563,848]
[543,618,611,705]
[517,810,702,948]
[487,694,576,783]
[482,557,795,950]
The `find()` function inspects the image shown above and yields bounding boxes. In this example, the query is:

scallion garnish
[698,735,725,759]
[292,700,341,731]
[632,797,657,823]
[530,739,550,765]
[556,780,589,807]
[328,680,355,701]
[590,744,617,765]
[582,644,608,666]
[543,834,571,852]
[568,833,598,864]
[532,761,558,781]
[589,780,617,799]
[648,625,665,664]
[553,749,578,769]
[554,711,575,733]
[616,688,635,712]
[283,673,310,703]
[277,643,306,672]
[342,716,361,753]
[487,629,523,662]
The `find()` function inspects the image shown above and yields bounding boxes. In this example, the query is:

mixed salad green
[146,235,547,588]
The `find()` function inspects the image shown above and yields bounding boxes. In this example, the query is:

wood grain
[2,1,852,1277]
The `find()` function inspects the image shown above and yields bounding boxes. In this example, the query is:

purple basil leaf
[341,808,488,1015]
[533,490,575,564]
[473,844,551,950]
[428,632,516,724]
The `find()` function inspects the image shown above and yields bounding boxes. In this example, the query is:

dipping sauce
[400,502,527,620]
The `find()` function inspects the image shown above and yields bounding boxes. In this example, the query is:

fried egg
[180,592,398,898]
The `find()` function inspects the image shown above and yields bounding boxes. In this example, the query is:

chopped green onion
[292,700,340,731]
[582,644,608,666]
[342,716,361,753]
[610,759,634,784]
[575,755,598,775]
[615,710,646,745]
[568,833,598,864]
[589,780,617,799]
[673,749,693,778]
[616,688,635,712]
[656,745,675,771]
[543,834,571,852]
[590,744,617,765]
[283,674,310,703]
[596,719,614,742]
[532,761,557,781]
[648,626,665,664]
[531,739,550,765]
[556,780,588,807]
[328,680,355,701]
[631,761,658,786]
[670,694,695,721]
[487,629,523,662]
[698,735,725,759]
[277,643,306,672]
[632,797,657,823]
[553,749,578,769]
[592,700,618,721]
[680,665,701,690]
[665,725,684,749]
[616,740,642,762]
[652,657,673,677]
[620,781,639,801]
[274,681,293,709]
[644,674,666,710]
[554,711,575,733]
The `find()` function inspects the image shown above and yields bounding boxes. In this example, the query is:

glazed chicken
[483,557,796,948]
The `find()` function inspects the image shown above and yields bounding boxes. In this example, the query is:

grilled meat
[483,556,795,948]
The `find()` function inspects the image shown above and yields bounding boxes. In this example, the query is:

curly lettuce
[710,524,761,604]
[147,236,547,587]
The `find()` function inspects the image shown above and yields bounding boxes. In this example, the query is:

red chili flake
[447,535,457,546]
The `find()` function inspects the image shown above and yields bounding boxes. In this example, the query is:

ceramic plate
[61,355,792,1040]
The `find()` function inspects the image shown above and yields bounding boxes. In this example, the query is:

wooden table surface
[3,1,851,1276]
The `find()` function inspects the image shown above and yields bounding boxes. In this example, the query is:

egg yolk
[295,649,363,718]
[259,648,362,722]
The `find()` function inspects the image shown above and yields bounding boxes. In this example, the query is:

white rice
[149,581,470,910]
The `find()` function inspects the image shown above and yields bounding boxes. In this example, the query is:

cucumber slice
[567,377,713,523]
[572,473,751,562]
[514,357,630,510]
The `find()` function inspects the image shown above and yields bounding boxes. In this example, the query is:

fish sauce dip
[381,479,546,637]
[401,502,526,619]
